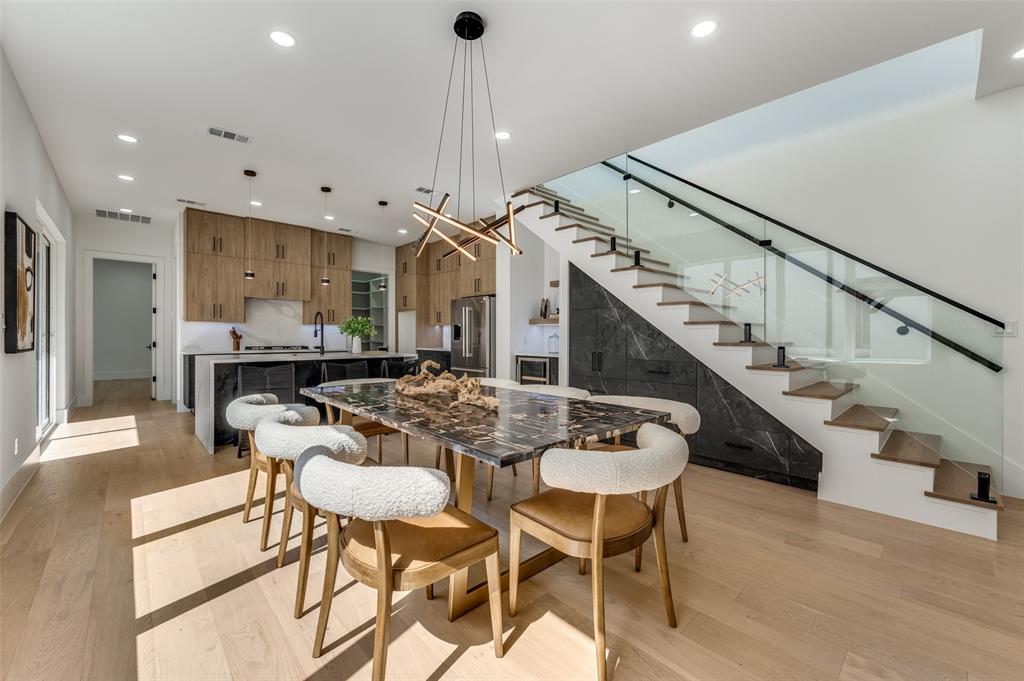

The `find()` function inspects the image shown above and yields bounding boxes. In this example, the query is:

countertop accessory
[229,327,242,352]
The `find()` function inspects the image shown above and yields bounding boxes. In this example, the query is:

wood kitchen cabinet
[310,231,351,269]
[185,208,245,258]
[395,242,418,277]
[428,270,457,325]
[185,253,245,321]
[243,260,312,301]
[302,268,352,324]
[457,254,495,297]
[246,219,311,264]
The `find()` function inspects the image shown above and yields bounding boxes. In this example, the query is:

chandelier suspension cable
[431,37,460,216]
[456,38,467,223]
[479,37,507,202]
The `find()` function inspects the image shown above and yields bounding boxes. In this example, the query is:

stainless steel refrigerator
[451,296,495,377]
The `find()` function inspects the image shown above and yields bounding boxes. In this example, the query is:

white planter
[351,337,363,354]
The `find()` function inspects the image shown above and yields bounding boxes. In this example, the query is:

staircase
[511,168,1005,540]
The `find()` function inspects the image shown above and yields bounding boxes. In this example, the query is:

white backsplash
[180,299,354,353]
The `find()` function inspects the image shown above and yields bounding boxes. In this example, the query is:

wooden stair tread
[591,251,670,267]
[572,235,651,253]
[555,223,617,238]
[657,300,709,308]
[683,319,736,326]
[871,430,942,468]
[746,362,805,372]
[714,340,771,348]
[782,381,856,400]
[541,212,607,230]
[925,459,1004,510]
[825,404,898,432]
[634,282,684,291]
[610,265,689,279]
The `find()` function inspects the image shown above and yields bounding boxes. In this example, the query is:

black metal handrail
[599,159,1003,373]
[625,154,1005,330]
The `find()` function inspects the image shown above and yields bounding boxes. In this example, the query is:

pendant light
[412,10,523,260]
[377,200,388,291]
[320,186,331,286]
[243,169,256,279]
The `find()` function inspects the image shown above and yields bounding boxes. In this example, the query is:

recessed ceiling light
[495,131,511,140]
[270,30,296,47]
[117,133,138,143]
[398,228,409,234]
[1014,47,1024,60]
[628,188,640,194]
[117,174,135,182]
[325,215,335,221]
[119,208,132,213]
[250,200,262,207]
[689,212,699,217]
[691,20,717,38]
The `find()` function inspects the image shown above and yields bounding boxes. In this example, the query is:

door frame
[81,250,167,407]
[33,199,68,424]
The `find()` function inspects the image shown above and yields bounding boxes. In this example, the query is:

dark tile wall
[568,265,821,490]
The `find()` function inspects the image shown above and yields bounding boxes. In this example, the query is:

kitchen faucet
[313,311,325,356]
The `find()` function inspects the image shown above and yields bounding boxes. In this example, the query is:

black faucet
[313,311,325,356]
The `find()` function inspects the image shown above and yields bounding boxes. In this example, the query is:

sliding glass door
[35,234,53,433]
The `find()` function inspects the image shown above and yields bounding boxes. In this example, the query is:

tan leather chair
[295,447,504,680]
[508,423,687,681]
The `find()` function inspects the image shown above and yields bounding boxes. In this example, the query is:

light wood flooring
[1,379,1022,680]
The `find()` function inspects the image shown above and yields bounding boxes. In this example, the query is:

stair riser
[659,287,701,304]
[634,269,685,287]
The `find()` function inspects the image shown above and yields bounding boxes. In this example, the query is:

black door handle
[597,351,603,372]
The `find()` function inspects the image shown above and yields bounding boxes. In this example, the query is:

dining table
[300,380,670,620]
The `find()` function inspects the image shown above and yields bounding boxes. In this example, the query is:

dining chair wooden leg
[277,495,294,568]
[444,449,455,484]
[313,513,341,658]
[531,457,541,495]
[372,522,393,681]
[401,432,409,466]
[511,463,518,477]
[634,489,649,572]
[508,521,522,617]
[673,475,688,542]
[294,504,315,618]
[652,486,677,627]
[375,434,383,463]
[324,404,335,425]
[260,458,279,551]
[485,550,504,658]
[242,444,259,523]
[579,557,587,575]
[425,584,434,600]
[434,445,442,470]
[591,495,608,681]
[486,467,494,501]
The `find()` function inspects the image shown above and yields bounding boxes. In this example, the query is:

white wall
[638,86,1024,497]
[74,213,176,404]
[497,227,559,380]
[0,47,75,512]
[92,259,152,379]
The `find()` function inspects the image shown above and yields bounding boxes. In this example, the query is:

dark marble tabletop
[300,381,669,467]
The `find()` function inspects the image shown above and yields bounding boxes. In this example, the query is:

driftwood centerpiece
[396,360,500,411]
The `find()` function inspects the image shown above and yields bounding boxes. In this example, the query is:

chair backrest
[479,377,521,389]
[383,358,418,378]
[294,446,450,520]
[238,364,295,404]
[511,384,591,400]
[323,360,369,383]
[540,423,687,495]
[255,420,366,464]
[587,395,700,435]
[226,394,319,431]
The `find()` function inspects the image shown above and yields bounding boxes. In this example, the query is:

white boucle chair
[479,377,521,388]
[484,383,593,501]
[587,395,699,548]
[226,394,319,549]
[255,419,367,618]
[295,447,504,679]
[508,423,687,681]
[318,378,404,465]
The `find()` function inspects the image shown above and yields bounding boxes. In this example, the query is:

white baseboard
[94,369,151,380]
[0,444,42,523]
[56,397,76,424]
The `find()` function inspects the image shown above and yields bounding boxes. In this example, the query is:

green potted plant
[339,316,374,354]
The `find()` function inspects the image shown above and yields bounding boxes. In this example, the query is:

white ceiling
[3,1,1022,245]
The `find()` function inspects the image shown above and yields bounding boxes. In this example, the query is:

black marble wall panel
[568,265,821,490]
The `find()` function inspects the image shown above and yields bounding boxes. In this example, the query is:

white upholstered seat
[226,393,319,431]
[586,394,700,435]
[255,421,367,465]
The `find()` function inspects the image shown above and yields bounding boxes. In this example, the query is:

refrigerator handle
[463,306,471,358]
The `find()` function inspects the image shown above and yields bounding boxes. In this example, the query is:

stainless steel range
[243,345,310,351]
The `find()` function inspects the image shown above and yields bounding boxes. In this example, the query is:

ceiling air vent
[207,126,251,144]
[95,209,152,224]
[176,198,207,207]
[415,186,433,194]
[336,227,354,233]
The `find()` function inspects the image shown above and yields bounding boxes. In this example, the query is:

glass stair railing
[543,154,1005,492]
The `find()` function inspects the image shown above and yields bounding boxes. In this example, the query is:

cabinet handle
[281,282,285,297]
[590,352,596,371]
[212,237,217,252]
[598,351,603,372]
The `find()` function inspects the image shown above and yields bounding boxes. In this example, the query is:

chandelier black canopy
[413,10,523,261]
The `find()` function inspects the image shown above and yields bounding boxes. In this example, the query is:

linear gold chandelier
[413,10,521,261]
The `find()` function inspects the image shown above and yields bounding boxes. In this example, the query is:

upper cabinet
[310,231,352,270]
[185,208,245,258]
[245,219,311,264]
[395,242,418,277]
[185,252,245,322]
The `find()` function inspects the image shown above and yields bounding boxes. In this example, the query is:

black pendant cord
[429,37,460,213]
[470,40,476,223]
[322,192,328,280]
[246,178,253,271]
[457,38,467,223]
[479,37,506,202]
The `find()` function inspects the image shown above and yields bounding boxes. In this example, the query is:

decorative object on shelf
[4,211,36,353]
[396,359,500,411]
[539,297,550,319]
[339,316,374,354]
[548,331,559,354]
[412,10,524,260]
[229,327,243,352]
[242,170,257,280]
[319,186,332,286]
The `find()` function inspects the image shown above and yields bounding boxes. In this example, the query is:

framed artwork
[4,211,36,353]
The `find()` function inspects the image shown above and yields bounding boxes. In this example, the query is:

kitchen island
[193,350,416,453]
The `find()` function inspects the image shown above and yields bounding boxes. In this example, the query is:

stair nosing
[746,362,805,372]
[824,404,897,432]
[923,459,1005,511]
[781,381,856,400]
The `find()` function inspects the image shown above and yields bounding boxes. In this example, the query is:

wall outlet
[995,321,1018,338]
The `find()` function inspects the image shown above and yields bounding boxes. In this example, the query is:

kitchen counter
[193,350,416,453]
